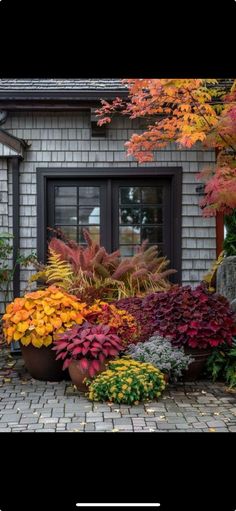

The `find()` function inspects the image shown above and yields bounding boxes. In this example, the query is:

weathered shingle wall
[1,111,216,298]
[0,158,13,312]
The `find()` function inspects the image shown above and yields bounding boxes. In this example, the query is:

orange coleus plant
[86,301,140,345]
[2,285,90,348]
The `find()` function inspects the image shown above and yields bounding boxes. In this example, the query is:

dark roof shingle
[0,79,127,91]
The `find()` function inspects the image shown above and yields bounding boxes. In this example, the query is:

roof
[0,78,233,91]
[0,79,128,91]
[0,79,233,111]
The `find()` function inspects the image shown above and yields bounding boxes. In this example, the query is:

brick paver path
[0,350,236,432]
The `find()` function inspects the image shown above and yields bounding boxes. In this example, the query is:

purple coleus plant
[142,284,236,349]
[52,321,123,377]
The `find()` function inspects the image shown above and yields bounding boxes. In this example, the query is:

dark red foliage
[142,284,236,349]
[114,297,151,342]
[52,322,123,377]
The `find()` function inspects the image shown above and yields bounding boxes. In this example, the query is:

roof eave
[0,89,129,111]
[0,89,128,101]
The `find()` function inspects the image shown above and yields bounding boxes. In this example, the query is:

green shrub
[223,210,236,256]
[206,340,236,388]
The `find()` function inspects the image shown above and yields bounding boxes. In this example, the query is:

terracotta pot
[68,359,108,392]
[20,343,69,382]
[183,347,211,381]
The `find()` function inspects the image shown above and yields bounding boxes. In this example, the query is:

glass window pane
[119,187,141,204]
[142,226,163,244]
[79,226,100,244]
[119,225,140,245]
[119,207,141,225]
[79,207,100,225]
[55,225,77,240]
[120,245,137,257]
[141,187,163,204]
[55,187,77,206]
[55,206,77,225]
[79,187,100,206]
[141,207,163,224]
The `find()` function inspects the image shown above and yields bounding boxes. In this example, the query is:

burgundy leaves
[115,284,236,349]
[52,322,123,377]
[142,284,236,349]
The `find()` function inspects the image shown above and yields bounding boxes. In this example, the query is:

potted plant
[52,321,123,391]
[86,358,166,404]
[140,284,236,380]
[2,285,90,381]
[126,335,193,382]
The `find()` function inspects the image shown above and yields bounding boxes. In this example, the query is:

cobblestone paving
[0,351,236,432]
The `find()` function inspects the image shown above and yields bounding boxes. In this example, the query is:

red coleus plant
[114,297,149,342]
[142,284,236,349]
[52,321,123,377]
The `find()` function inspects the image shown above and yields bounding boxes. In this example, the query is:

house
[0,79,222,310]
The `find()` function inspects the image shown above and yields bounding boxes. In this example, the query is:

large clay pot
[182,347,211,381]
[163,373,169,384]
[68,359,108,392]
[20,343,69,382]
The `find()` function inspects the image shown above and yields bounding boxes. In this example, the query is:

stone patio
[0,349,236,432]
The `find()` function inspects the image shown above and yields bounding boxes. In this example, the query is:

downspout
[10,156,21,298]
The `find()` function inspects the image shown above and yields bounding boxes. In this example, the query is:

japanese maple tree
[96,79,236,216]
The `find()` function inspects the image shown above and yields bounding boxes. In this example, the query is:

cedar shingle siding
[0,80,217,310]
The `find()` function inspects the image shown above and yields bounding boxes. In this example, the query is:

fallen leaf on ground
[225,387,236,393]
[3,378,11,383]
[146,409,155,413]
[201,391,207,395]
[80,422,87,425]
[112,428,119,432]
[209,428,216,432]
[214,412,220,416]
[149,429,155,432]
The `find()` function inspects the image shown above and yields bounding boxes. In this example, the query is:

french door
[47,178,171,261]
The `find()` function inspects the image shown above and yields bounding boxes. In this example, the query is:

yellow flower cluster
[86,357,166,405]
[2,286,89,348]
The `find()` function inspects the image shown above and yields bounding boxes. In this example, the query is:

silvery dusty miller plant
[126,335,193,381]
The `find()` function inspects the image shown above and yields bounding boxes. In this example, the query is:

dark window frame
[37,167,182,283]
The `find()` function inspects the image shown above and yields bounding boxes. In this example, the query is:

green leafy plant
[206,340,236,388]
[223,209,236,256]
[86,357,166,404]
[202,251,224,292]
[0,232,36,311]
